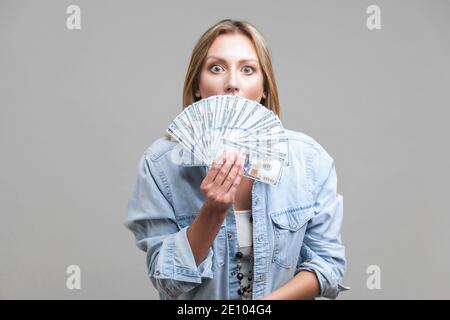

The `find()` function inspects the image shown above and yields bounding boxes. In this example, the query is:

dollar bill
[166,95,289,185]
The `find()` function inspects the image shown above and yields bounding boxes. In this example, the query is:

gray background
[1,0,449,299]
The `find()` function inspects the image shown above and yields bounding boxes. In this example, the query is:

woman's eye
[210,65,224,73]
[242,66,255,74]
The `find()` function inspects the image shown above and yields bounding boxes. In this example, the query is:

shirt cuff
[171,226,214,283]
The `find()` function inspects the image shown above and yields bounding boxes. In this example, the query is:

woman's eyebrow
[205,55,258,64]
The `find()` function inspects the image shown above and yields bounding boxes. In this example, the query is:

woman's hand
[200,150,244,215]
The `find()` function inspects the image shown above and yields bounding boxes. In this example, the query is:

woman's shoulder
[285,128,335,167]
[142,135,178,162]
[285,128,318,145]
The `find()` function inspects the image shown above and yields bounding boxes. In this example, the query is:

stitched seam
[153,159,174,204]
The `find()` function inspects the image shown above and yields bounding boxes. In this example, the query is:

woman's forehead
[207,33,258,61]
[205,55,258,64]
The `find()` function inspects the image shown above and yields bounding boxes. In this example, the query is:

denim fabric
[124,129,348,299]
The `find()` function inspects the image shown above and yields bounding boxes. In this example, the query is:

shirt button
[155,270,160,276]
[254,197,259,205]
[291,223,298,229]
[259,274,266,281]
[258,235,264,242]
[231,271,236,277]
[227,232,232,240]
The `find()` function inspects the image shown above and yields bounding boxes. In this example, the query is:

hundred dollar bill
[243,151,284,186]
[166,94,289,185]
[214,140,285,186]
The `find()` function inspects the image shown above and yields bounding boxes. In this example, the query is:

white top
[234,209,253,248]
[234,208,253,299]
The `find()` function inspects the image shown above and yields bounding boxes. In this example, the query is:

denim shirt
[124,129,348,300]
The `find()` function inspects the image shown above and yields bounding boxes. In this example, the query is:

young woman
[124,19,347,300]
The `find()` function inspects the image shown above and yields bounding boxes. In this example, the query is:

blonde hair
[166,19,281,139]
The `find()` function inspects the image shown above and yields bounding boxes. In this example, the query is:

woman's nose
[225,85,239,95]
[224,72,240,95]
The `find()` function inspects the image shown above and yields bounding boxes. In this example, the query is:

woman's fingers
[220,153,243,192]
[200,150,244,210]
[201,152,225,187]
[221,161,242,193]
[225,162,244,195]
[212,151,236,186]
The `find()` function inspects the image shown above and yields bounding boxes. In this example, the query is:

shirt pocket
[176,214,226,268]
[270,205,314,269]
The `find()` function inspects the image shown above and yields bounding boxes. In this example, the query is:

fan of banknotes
[166,95,289,186]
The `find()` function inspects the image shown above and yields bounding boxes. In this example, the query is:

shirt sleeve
[295,144,349,299]
[124,151,214,299]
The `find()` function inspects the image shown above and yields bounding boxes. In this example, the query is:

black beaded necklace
[235,215,253,299]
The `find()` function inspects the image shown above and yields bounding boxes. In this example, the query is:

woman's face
[197,33,266,103]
